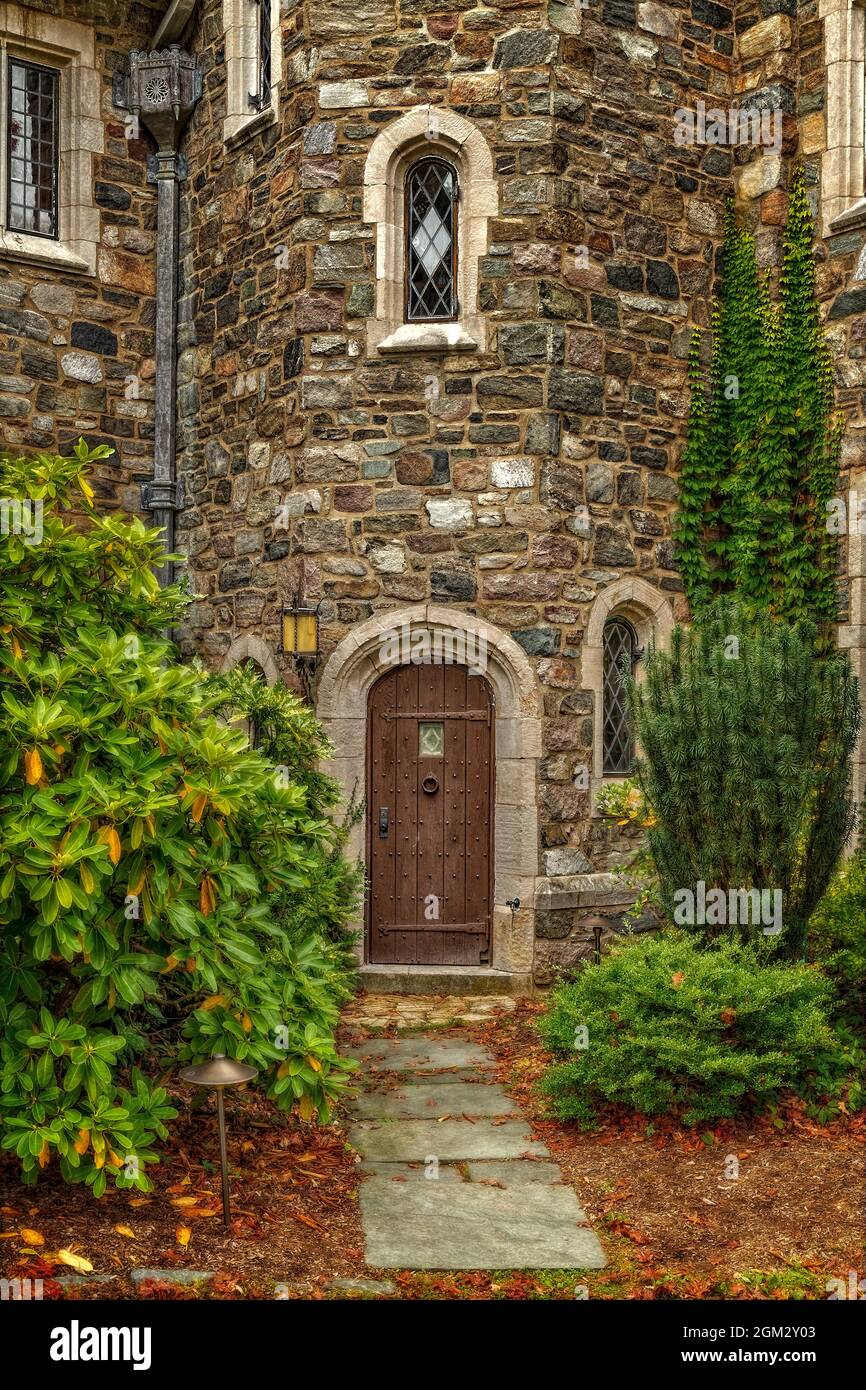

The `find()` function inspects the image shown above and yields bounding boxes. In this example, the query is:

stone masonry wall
[0,1,162,514]
[174,0,742,982]
[10,1,863,981]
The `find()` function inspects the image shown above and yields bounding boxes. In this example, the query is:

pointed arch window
[405,157,458,323]
[602,617,639,775]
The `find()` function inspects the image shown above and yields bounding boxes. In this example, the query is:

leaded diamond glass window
[6,58,59,238]
[406,158,457,322]
[249,0,272,111]
[602,618,638,775]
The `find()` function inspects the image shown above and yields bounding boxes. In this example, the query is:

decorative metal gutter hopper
[114,48,201,587]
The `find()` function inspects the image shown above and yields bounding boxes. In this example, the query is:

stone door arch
[316,604,541,979]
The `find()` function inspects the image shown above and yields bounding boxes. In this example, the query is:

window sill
[225,105,278,150]
[0,229,92,275]
[376,322,479,355]
[829,199,866,235]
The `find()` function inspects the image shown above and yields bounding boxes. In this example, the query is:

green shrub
[808,851,866,1022]
[627,600,859,958]
[538,933,841,1127]
[207,661,364,951]
[0,442,357,1195]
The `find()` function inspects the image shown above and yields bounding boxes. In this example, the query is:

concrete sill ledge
[534,871,637,913]
[376,323,479,354]
[829,199,866,235]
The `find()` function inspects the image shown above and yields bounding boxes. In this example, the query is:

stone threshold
[358,964,534,996]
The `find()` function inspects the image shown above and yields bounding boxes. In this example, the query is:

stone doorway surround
[315,605,541,984]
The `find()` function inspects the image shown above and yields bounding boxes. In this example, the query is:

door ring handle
[421,775,439,795]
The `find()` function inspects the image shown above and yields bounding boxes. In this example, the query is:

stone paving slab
[129,1268,213,1286]
[327,1277,396,1295]
[343,1037,495,1073]
[359,1160,464,1182]
[346,1013,606,1271]
[351,1118,548,1163]
[359,1178,606,1270]
[467,1159,564,1185]
[352,1080,520,1120]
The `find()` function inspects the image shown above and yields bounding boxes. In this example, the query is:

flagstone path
[344,1026,607,1271]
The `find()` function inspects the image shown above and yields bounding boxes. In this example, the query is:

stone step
[343,1037,496,1074]
[350,1117,549,1163]
[358,1177,606,1270]
[352,1080,520,1120]
[358,965,533,997]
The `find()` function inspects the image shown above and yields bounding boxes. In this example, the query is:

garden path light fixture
[179,1053,257,1227]
[582,915,610,966]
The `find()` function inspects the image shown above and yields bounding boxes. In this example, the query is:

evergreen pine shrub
[627,600,859,958]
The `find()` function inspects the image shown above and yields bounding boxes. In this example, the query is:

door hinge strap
[376,921,487,935]
[382,710,489,721]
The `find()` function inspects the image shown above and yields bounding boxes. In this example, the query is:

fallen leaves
[176,1225,192,1248]
[287,1210,323,1232]
[57,1249,93,1273]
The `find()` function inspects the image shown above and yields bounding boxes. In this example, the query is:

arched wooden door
[367,663,494,965]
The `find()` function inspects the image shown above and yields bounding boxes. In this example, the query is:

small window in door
[418,722,444,757]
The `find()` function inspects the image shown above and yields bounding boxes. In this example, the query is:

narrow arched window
[249,0,273,111]
[405,157,458,323]
[602,618,638,775]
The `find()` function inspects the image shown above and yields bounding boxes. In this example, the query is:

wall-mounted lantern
[281,600,320,701]
[281,601,319,662]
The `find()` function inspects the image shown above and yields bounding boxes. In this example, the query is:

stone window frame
[819,0,866,236]
[0,5,101,275]
[582,578,675,808]
[222,0,282,147]
[315,603,541,981]
[219,636,280,744]
[220,634,279,685]
[363,106,498,356]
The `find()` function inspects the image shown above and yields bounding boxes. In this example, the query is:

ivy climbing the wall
[676,167,842,633]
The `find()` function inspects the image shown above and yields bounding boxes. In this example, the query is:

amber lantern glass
[282,604,319,658]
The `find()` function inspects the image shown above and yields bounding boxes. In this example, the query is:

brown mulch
[0,1083,367,1300]
[463,1001,866,1297]
[3,996,863,1300]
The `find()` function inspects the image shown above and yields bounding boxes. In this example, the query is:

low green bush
[808,850,866,1022]
[538,933,843,1127]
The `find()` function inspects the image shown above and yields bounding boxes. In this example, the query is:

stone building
[2,0,866,989]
